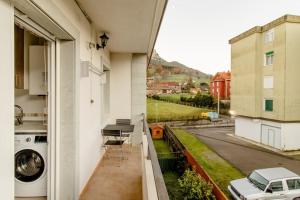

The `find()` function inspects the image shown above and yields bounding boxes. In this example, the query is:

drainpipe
[217,88,220,116]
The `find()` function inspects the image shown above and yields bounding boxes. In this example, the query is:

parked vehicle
[228,167,300,200]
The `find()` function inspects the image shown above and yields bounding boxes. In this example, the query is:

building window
[264,99,273,112]
[265,51,274,66]
[265,29,275,43]
[263,76,273,89]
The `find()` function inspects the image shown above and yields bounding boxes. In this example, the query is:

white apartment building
[230,15,300,151]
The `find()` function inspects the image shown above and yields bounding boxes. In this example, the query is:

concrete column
[110,53,132,121]
[131,54,147,122]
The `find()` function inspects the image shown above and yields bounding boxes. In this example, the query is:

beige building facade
[230,15,300,151]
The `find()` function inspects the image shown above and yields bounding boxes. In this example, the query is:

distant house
[210,72,231,100]
[147,81,181,95]
[159,82,181,94]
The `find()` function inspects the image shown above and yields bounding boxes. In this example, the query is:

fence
[164,125,229,200]
[157,154,182,173]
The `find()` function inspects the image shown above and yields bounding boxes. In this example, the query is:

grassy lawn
[147,99,211,122]
[173,128,244,197]
[153,140,174,158]
[163,172,184,200]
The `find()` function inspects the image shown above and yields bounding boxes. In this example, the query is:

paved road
[186,127,300,175]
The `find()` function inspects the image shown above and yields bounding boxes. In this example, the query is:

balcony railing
[141,113,169,200]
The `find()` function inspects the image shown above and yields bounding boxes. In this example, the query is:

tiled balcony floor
[80,145,142,200]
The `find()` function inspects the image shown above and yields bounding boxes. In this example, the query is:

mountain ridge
[148,50,211,85]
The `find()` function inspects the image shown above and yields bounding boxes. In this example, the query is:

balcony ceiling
[77,0,167,54]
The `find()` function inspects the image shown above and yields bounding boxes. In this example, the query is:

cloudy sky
[155,0,300,75]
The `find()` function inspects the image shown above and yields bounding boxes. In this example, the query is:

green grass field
[173,128,244,197]
[147,99,211,122]
[153,140,174,158]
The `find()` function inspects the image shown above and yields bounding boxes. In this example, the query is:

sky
[155,0,300,75]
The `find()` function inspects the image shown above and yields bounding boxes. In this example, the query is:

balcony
[80,114,169,200]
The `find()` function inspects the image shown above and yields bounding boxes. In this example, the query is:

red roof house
[210,71,231,100]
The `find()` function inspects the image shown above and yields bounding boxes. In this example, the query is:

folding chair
[102,129,125,161]
[116,119,131,125]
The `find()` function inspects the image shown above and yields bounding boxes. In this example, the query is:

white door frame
[13,1,81,199]
[14,13,57,200]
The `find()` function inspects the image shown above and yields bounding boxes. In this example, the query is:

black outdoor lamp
[96,33,109,50]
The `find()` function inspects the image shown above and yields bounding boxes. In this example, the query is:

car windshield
[248,171,269,191]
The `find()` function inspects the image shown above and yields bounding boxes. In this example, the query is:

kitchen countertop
[15,121,47,133]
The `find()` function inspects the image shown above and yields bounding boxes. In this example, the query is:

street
[186,127,300,175]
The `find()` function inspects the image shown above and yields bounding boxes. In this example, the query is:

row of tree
[180,93,214,107]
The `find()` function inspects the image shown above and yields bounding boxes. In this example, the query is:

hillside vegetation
[148,50,211,85]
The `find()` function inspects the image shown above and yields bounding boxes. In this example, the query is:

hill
[148,50,211,86]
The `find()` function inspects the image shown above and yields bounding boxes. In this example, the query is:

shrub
[152,95,160,100]
[178,169,215,200]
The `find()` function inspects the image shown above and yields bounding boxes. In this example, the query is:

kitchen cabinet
[29,45,47,95]
[15,25,26,89]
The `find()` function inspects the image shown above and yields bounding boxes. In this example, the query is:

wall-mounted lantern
[96,33,109,50]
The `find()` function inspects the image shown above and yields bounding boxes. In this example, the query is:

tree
[185,76,195,90]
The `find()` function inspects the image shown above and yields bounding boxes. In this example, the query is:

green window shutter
[265,99,273,111]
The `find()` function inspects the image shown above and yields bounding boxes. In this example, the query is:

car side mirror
[266,188,273,193]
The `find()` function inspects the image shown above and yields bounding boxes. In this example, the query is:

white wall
[79,71,103,191]
[282,123,300,151]
[51,0,111,194]
[110,53,132,121]
[131,54,147,121]
[0,1,14,199]
[15,90,46,121]
[236,117,300,151]
[235,117,261,142]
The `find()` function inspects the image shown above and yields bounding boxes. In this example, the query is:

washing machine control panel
[25,137,31,142]
[35,136,47,143]
[15,134,47,144]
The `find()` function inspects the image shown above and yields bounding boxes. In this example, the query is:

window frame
[264,51,274,66]
[264,99,273,112]
[263,75,274,89]
[264,29,275,43]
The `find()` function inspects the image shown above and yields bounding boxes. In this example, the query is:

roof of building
[229,15,300,44]
[255,167,299,181]
[150,124,164,129]
[211,71,231,81]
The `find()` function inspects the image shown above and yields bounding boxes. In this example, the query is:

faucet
[15,105,24,126]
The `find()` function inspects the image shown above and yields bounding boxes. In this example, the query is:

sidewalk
[228,134,300,160]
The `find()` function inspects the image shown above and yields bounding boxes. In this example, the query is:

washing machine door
[15,149,45,182]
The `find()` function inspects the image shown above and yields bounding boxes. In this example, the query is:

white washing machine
[15,133,47,197]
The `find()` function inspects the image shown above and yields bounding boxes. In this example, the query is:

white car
[228,167,300,200]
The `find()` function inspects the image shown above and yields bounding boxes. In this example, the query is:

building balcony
[80,114,169,200]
